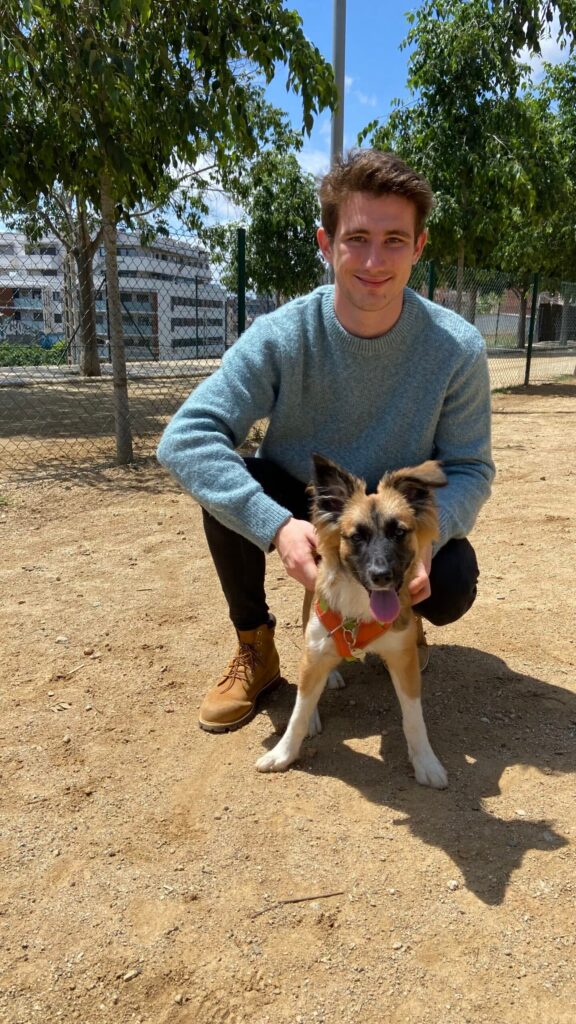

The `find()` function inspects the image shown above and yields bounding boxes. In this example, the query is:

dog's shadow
[260,645,575,906]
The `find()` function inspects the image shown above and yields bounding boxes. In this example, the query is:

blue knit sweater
[157,285,495,552]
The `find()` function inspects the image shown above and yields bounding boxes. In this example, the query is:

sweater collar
[321,285,423,355]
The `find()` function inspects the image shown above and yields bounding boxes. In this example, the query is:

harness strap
[315,598,392,661]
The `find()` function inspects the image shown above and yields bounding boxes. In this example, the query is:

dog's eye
[344,530,367,546]
[395,526,409,540]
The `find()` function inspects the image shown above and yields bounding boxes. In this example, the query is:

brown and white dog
[256,454,449,788]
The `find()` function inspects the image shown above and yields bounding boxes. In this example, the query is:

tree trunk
[465,285,478,325]
[100,170,133,465]
[516,290,528,349]
[62,253,80,364]
[455,242,465,315]
[559,294,573,347]
[76,201,101,376]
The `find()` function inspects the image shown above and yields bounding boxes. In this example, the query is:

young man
[157,150,495,732]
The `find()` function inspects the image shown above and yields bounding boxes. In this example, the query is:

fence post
[524,272,539,387]
[427,260,436,302]
[237,227,246,337]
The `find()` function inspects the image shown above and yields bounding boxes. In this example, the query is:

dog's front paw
[412,751,448,789]
[307,707,322,737]
[256,743,298,773]
[326,669,345,690]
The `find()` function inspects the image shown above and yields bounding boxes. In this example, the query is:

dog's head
[310,454,447,601]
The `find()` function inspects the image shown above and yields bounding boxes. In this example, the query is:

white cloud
[295,146,331,178]
[318,116,332,139]
[354,90,378,108]
[345,75,354,91]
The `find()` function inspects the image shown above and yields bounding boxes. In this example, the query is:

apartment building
[0,230,227,359]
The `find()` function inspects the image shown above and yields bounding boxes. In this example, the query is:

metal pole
[195,276,199,356]
[330,0,346,166]
[237,227,246,338]
[427,260,436,302]
[524,272,539,387]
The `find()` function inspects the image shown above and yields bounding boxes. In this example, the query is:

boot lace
[219,642,262,689]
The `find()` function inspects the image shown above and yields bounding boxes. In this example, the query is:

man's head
[316,150,433,337]
[318,149,433,242]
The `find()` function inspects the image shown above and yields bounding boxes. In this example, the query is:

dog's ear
[311,454,363,524]
[386,460,447,515]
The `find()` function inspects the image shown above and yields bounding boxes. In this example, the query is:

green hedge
[0,340,68,366]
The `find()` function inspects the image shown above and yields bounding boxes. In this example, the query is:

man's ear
[412,228,428,265]
[311,454,362,524]
[317,226,334,265]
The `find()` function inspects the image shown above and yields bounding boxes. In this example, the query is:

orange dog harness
[315,598,393,661]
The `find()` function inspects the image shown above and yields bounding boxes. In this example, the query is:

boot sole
[198,673,282,734]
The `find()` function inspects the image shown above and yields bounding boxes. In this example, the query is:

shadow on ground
[259,645,574,906]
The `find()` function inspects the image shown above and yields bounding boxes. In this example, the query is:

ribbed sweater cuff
[241,491,293,552]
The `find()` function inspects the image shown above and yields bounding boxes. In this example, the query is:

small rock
[447,879,459,891]
[174,993,184,1005]
[55,635,69,644]
[123,968,141,982]
[63,735,71,744]
[83,648,94,656]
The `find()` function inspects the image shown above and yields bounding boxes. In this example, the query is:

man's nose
[364,243,385,267]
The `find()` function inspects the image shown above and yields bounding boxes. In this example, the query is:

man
[157,150,494,733]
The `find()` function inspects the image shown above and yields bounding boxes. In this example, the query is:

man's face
[317,191,428,336]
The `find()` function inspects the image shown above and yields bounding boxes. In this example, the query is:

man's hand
[273,518,318,591]
[408,542,433,606]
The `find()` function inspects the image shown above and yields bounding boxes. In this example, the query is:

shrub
[0,339,67,367]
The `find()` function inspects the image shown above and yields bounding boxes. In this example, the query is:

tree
[1,2,336,461]
[205,151,325,305]
[362,0,570,313]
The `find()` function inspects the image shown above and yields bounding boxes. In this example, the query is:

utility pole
[330,0,347,166]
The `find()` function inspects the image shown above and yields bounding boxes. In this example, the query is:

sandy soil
[2,383,576,1024]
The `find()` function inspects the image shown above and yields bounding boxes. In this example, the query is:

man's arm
[157,323,293,552]
[432,343,495,547]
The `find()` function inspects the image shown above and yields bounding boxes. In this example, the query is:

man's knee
[419,538,479,627]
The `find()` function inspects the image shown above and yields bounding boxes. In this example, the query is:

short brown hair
[319,149,434,239]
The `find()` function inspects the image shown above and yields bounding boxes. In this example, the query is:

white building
[0,230,227,360]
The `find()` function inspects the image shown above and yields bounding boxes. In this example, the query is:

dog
[256,454,449,788]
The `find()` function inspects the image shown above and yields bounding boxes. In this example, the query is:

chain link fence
[409,261,576,389]
[1,228,575,480]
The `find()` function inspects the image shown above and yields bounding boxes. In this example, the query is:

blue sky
[264,1,416,178]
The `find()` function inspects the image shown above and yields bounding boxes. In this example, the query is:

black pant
[202,457,479,632]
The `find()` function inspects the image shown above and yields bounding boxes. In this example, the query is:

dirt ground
[2,383,576,1024]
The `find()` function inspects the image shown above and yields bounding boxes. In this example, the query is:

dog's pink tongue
[369,589,400,623]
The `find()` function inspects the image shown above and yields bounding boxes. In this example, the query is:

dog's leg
[256,651,340,773]
[300,590,345,731]
[384,642,448,789]
[326,669,345,689]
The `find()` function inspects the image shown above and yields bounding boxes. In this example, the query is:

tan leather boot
[415,615,430,673]
[198,620,281,732]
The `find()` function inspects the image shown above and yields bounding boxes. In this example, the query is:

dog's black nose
[368,567,394,587]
